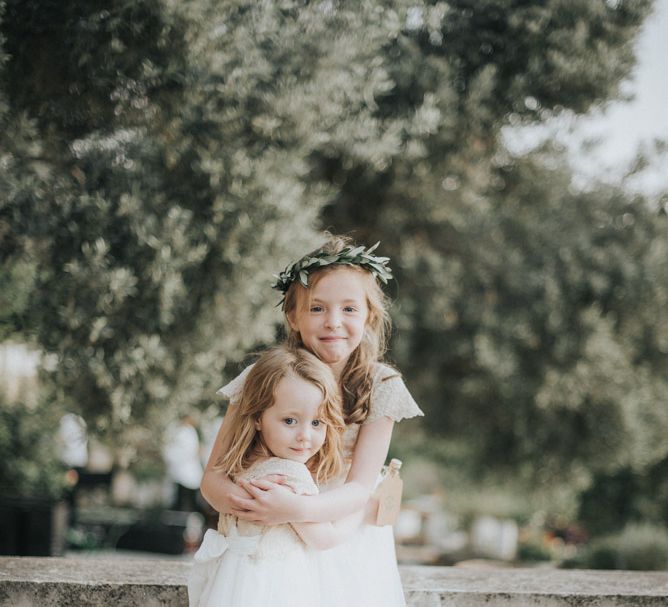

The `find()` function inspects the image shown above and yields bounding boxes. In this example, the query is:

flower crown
[271,242,393,306]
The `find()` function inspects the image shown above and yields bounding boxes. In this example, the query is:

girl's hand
[230,477,302,525]
[225,474,285,510]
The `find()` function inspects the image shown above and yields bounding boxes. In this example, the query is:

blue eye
[343,306,356,313]
[284,418,296,425]
[310,305,323,312]
[312,420,322,427]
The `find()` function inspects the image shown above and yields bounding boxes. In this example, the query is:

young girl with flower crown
[188,345,355,607]
[201,237,423,607]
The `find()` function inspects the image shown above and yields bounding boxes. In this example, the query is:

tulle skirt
[189,524,404,607]
[317,523,405,607]
[188,529,321,607]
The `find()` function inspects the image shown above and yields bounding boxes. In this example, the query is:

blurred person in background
[56,413,88,525]
[163,413,204,512]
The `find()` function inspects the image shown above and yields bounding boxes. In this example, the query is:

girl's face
[255,375,327,464]
[288,268,370,377]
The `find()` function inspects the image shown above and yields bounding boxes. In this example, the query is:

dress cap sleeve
[365,363,424,424]
[216,364,255,403]
[243,457,318,496]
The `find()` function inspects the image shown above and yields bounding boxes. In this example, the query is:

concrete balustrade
[1,557,667,606]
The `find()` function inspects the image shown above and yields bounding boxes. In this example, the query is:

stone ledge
[400,566,668,607]
[0,557,187,607]
[1,557,667,606]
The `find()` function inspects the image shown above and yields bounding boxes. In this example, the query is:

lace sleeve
[365,363,424,424]
[215,364,255,404]
[243,458,319,496]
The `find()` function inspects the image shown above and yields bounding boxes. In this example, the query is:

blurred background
[1,0,667,571]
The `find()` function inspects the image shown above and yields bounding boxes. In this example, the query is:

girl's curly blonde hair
[214,346,345,484]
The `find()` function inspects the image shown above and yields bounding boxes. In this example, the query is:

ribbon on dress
[188,528,262,607]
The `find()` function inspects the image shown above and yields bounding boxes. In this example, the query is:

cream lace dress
[215,362,424,607]
[188,457,321,607]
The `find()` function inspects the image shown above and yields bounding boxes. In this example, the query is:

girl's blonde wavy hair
[214,346,345,484]
[283,236,392,424]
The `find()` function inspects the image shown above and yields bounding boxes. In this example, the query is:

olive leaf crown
[271,242,393,306]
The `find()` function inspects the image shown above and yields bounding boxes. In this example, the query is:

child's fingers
[263,474,287,484]
[248,478,281,491]
[236,478,271,500]
[229,493,256,510]
[233,510,262,523]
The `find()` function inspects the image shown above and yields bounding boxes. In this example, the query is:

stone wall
[1,557,667,606]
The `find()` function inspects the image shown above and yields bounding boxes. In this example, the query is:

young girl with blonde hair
[201,236,423,606]
[189,346,351,607]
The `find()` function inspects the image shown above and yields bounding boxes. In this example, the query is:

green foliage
[0,392,68,497]
[578,457,668,536]
[0,257,35,339]
[315,0,664,485]
[517,540,553,563]
[565,524,668,571]
[0,0,327,450]
[392,152,668,480]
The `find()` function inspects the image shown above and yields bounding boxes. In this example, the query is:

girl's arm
[231,416,394,525]
[200,404,254,513]
[291,509,365,550]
